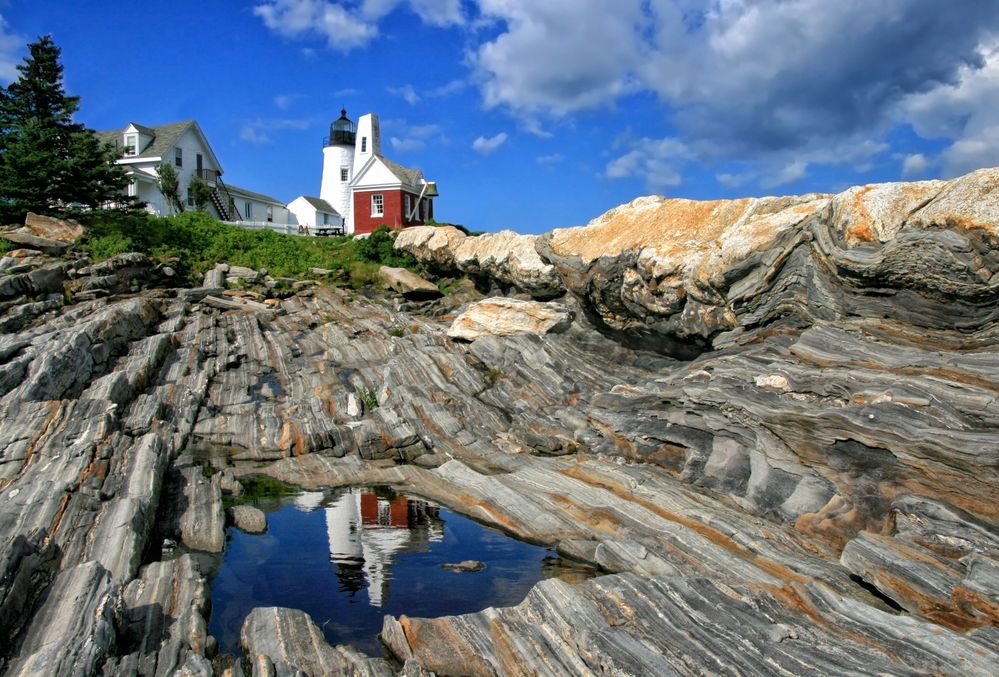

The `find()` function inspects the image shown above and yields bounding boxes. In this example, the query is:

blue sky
[2,1,998,234]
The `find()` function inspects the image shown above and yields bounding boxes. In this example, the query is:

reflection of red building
[360,492,410,528]
[326,488,443,607]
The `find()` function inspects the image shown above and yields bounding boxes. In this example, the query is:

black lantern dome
[327,109,356,146]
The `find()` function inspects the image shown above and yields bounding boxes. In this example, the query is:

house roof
[380,156,424,187]
[225,183,285,206]
[129,122,157,138]
[97,120,196,159]
[299,196,339,214]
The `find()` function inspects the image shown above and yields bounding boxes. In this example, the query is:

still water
[209,485,568,656]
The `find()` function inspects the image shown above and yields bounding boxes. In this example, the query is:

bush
[78,211,420,286]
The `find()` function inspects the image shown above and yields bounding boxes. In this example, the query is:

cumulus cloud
[473,0,645,115]
[472,0,999,179]
[762,160,808,189]
[388,84,421,105]
[253,0,463,51]
[0,15,23,83]
[472,132,508,154]
[387,121,443,152]
[900,45,999,177]
[240,117,313,144]
[254,0,377,51]
[604,137,690,190]
[901,153,931,177]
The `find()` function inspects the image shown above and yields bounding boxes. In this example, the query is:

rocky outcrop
[0,168,997,675]
[447,297,573,340]
[536,170,999,357]
[378,265,441,299]
[395,225,565,298]
[241,607,392,676]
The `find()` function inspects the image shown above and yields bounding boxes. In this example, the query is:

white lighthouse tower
[319,109,356,231]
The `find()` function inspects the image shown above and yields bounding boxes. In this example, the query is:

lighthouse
[319,109,356,226]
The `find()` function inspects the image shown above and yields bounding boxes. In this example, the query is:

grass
[223,475,299,510]
[77,210,420,286]
[387,326,405,337]
[485,367,504,386]
[355,385,378,411]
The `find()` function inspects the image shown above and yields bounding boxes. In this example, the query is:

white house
[287,195,343,234]
[97,120,296,230]
[294,109,438,236]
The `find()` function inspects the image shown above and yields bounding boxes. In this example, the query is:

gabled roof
[350,153,426,191]
[128,122,157,138]
[225,183,285,207]
[299,196,339,214]
[96,120,224,173]
[380,156,424,187]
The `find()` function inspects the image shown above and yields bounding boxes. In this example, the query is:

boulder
[448,297,573,340]
[240,607,392,676]
[229,504,267,533]
[378,266,441,299]
[23,213,84,242]
[395,225,564,298]
[1,230,69,255]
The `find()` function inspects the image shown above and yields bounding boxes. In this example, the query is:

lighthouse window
[340,167,349,182]
[371,194,383,217]
[361,137,367,153]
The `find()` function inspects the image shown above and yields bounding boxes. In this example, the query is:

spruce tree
[0,35,131,222]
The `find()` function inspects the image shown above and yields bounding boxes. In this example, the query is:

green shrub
[77,211,421,286]
[388,326,405,337]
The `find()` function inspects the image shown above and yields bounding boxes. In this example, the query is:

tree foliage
[0,36,132,223]
[187,174,212,212]
[157,162,183,215]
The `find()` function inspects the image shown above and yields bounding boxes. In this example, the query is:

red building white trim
[308,110,438,236]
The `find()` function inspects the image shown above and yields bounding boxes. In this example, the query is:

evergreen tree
[0,36,131,222]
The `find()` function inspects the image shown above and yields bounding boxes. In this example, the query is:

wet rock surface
[0,169,997,675]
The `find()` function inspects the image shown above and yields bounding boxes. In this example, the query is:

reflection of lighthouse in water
[325,488,443,607]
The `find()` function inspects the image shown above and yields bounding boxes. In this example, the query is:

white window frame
[323,212,330,225]
[266,205,274,222]
[244,201,252,219]
[187,189,195,208]
[340,167,349,182]
[404,194,411,221]
[371,193,383,217]
[175,147,183,168]
[124,134,137,156]
[361,137,367,153]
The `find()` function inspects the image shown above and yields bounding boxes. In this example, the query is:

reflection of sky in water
[209,487,556,657]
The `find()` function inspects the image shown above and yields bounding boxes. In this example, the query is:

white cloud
[472,132,508,154]
[388,84,421,105]
[762,160,808,189]
[901,45,999,177]
[0,15,23,83]
[901,153,931,177]
[473,0,644,115]
[716,172,754,188]
[240,117,313,144]
[386,121,443,152]
[605,136,689,189]
[254,0,463,52]
[273,93,300,110]
[254,0,379,51]
[536,153,563,166]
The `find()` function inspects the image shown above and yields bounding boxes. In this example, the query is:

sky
[1,1,998,234]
